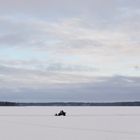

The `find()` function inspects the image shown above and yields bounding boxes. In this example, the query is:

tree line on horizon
[0,101,140,106]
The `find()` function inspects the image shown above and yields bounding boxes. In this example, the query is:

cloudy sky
[0,0,140,102]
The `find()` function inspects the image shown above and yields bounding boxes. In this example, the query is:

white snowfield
[0,107,140,140]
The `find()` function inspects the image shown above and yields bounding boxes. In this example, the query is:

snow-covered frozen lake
[0,107,140,140]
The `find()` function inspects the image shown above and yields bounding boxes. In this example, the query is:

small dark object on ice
[55,110,66,116]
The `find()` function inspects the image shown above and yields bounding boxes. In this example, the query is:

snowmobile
[55,110,66,116]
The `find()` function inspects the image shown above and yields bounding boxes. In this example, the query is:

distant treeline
[1,101,140,106]
[0,101,17,106]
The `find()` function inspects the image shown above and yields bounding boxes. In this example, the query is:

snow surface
[0,107,140,140]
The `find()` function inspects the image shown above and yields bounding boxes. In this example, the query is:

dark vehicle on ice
[55,110,66,116]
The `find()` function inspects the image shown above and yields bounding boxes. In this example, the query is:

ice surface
[0,107,140,140]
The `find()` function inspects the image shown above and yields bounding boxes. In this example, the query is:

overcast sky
[0,0,140,102]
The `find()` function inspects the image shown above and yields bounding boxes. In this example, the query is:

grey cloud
[0,17,104,51]
[0,17,52,48]
[61,39,103,49]
[0,11,139,55]
[134,66,140,71]
[0,0,119,15]
[46,63,98,72]
[0,33,27,46]
[0,59,98,73]
[0,75,140,102]
[0,0,139,21]
[0,63,97,89]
